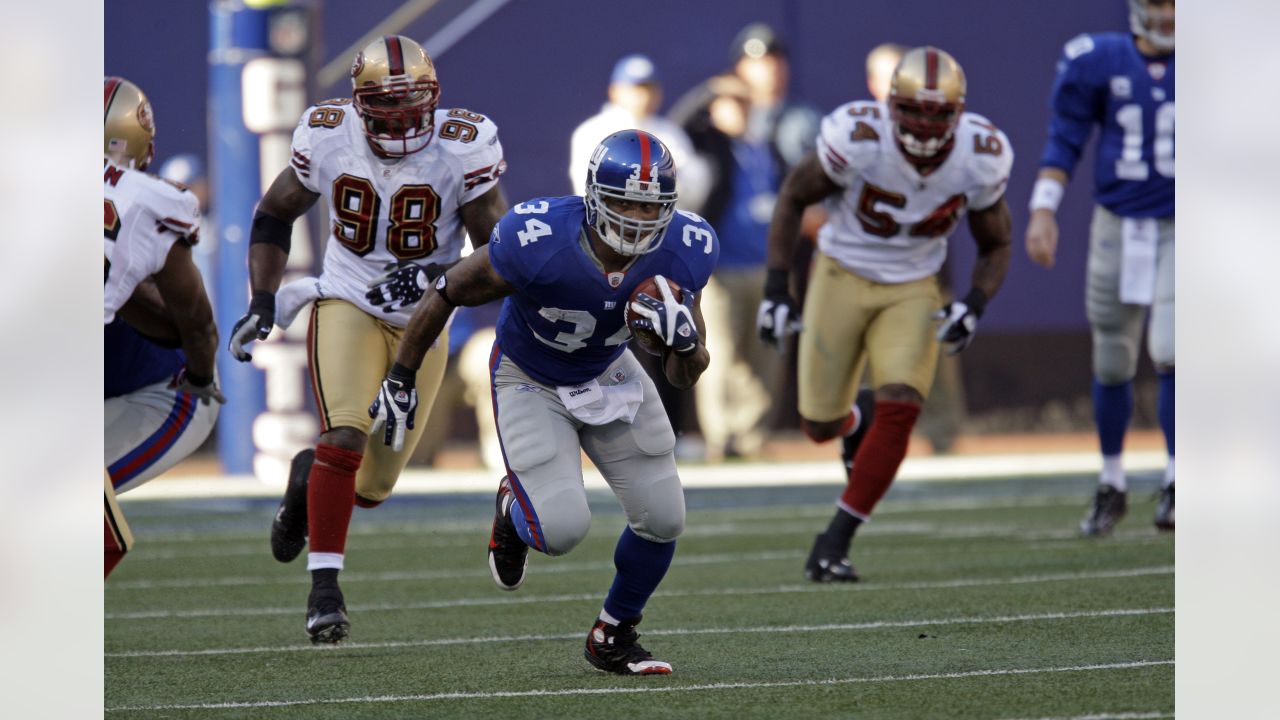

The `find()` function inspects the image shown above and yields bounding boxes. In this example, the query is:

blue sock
[603,527,676,621]
[1158,370,1174,457]
[508,501,539,551]
[1093,379,1133,456]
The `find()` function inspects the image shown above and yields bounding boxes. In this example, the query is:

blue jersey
[488,196,719,386]
[1039,32,1174,218]
[105,318,185,399]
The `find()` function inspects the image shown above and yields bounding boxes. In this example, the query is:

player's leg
[1083,206,1147,535]
[815,276,939,578]
[291,299,387,642]
[458,328,504,470]
[487,350,594,591]
[105,379,220,494]
[579,350,679,675]
[1149,218,1176,530]
[693,274,733,461]
[353,324,449,507]
[720,267,778,458]
[795,254,880,581]
[104,472,134,579]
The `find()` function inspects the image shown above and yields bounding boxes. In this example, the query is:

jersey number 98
[330,174,441,260]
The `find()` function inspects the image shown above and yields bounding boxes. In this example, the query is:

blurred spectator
[569,53,708,210]
[157,154,216,304]
[865,42,907,103]
[569,54,710,457]
[414,302,504,471]
[686,75,780,461]
[670,23,822,461]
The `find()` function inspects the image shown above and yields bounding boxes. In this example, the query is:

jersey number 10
[1115,101,1174,181]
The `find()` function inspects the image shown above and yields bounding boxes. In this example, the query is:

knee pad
[1092,328,1140,385]
[536,486,593,556]
[628,475,686,543]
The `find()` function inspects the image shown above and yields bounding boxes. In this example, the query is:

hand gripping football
[625,276,685,356]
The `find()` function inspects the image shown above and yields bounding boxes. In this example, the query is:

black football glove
[934,289,988,355]
[228,291,275,362]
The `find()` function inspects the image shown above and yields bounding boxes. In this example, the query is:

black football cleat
[841,389,877,471]
[584,617,672,675]
[305,584,349,644]
[1154,484,1175,532]
[803,533,860,583]
[1080,485,1128,537]
[271,449,314,563]
[488,476,529,591]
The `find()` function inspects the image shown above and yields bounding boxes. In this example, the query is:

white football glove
[228,292,275,362]
[757,268,802,348]
[368,364,417,452]
[627,275,699,354]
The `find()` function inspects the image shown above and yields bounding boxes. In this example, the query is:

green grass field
[106,474,1173,719]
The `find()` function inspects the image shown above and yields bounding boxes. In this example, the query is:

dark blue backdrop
[106,0,1127,332]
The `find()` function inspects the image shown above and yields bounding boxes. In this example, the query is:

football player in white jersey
[226,35,507,643]
[104,77,223,577]
[757,47,1014,582]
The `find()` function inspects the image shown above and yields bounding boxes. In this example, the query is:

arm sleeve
[1039,35,1103,174]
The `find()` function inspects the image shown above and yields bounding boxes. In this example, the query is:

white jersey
[291,101,506,327]
[815,101,1013,283]
[103,160,201,323]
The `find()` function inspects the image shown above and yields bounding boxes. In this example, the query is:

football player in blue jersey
[371,130,719,675]
[1025,0,1175,535]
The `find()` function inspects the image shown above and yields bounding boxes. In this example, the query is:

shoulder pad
[299,98,357,131]
[958,113,1014,186]
[435,108,499,148]
[817,102,886,179]
[136,172,201,239]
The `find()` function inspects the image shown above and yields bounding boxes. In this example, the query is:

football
[625,276,684,356]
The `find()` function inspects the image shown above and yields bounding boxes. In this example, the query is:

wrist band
[434,274,459,307]
[1029,177,1065,213]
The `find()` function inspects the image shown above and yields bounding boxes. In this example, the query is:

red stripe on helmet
[385,35,404,76]
[104,77,122,123]
[925,48,939,90]
[637,131,651,181]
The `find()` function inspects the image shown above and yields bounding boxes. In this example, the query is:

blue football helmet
[583,129,678,256]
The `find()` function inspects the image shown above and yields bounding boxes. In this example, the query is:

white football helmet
[1129,0,1175,52]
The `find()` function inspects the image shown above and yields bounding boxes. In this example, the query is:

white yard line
[109,606,1172,658]
[120,451,1168,501]
[105,658,1173,712]
[106,567,1172,622]
[999,713,1172,720]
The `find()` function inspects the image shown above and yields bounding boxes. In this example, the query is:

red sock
[841,401,921,517]
[308,443,363,555]
[104,515,128,579]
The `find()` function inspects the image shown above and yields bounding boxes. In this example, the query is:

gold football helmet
[888,47,966,163]
[104,77,156,170]
[351,35,440,157]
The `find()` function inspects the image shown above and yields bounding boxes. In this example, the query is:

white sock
[1100,455,1126,491]
[598,608,621,626]
[1163,458,1175,488]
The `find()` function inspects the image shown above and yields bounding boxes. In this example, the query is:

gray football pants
[1086,204,1175,383]
[491,348,684,556]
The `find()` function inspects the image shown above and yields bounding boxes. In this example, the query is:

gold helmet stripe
[104,77,123,124]
[384,35,405,76]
